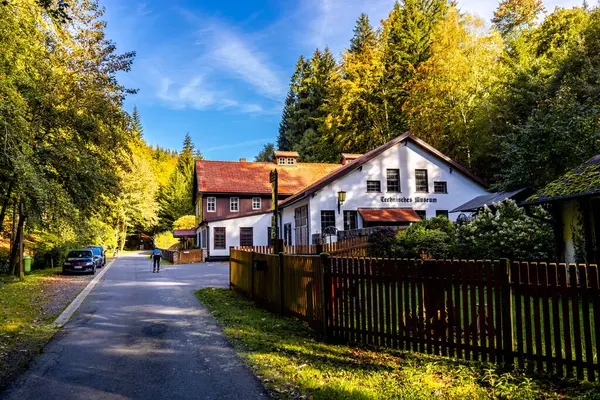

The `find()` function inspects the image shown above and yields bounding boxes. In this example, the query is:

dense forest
[0,0,199,276]
[275,0,600,190]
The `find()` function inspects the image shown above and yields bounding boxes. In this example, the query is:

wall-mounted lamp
[337,191,346,213]
[449,167,454,174]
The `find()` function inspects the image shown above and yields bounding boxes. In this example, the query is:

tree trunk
[119,221,127,252]
[9,201,25,278]
[18,201,25,280]
[0,178,15,235]
[9,198,16,259]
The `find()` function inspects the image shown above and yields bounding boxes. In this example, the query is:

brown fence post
[320,253,331,339]
[229,246,233,290]
[501,258,514,367]
[250,250,255,300]
[279,252,285,315]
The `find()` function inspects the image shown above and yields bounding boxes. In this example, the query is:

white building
[194,132,489,260]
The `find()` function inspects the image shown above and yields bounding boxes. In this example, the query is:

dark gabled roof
[526,155,600,205]
[280,132,488,208]
[450,188,529,213]
[173,229,196,238]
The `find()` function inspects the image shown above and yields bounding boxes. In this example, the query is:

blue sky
[102,0,581,161]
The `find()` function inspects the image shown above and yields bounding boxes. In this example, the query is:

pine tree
[255,143,275,162]
[277,49,339,162]
[380,0,450,135]
[132,106,143,140]
[350,13,377,54]
[156,134,197,231]
[277,91,295,150]
[322,13,387,153]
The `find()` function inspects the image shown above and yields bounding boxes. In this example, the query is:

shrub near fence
[229,249,600,382]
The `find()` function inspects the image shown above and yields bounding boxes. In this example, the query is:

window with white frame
[415,169,429,193]
[278,158,286,165]
[367,180,381,192]
[387,169,401,192]
[207,197,216,212]
[214,227,226,249]
[434,181,447,194]
[230,197,239,212]
[287,157,295,165]
[240,227,253,247]
[252,197,261,210]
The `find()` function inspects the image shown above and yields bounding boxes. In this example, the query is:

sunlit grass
[0,267,64,388]
[196,288,600,400]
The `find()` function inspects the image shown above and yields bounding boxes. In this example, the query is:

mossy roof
[526,154,600,204]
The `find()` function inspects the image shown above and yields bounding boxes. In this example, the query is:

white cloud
[154,73,281,116]
[204,138,273,153]
[210,30,286,99]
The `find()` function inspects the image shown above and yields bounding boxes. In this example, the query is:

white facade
[280,140,488,244]
[197,136,489,257]
[203,212,273,258]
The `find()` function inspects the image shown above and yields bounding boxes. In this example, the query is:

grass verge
[195,288,600,399]
[0,268,73,390]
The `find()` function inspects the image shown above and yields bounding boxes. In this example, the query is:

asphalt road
[2,252,266,400]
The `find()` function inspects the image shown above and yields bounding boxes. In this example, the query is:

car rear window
[67,251,93,258]
[86,248,101,256]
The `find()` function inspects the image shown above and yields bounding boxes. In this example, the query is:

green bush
[457,200,554,260]
[400,227,455,259]
[173,215,196,230]
[366,202,554,261]
[367,228,404,258]
[154,231,179,249]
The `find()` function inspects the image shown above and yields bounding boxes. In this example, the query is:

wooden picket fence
[235,236,368,257]
[229,249,600,381]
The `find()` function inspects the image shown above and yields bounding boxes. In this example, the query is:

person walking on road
[152,248,162,273]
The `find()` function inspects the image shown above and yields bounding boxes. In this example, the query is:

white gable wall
[280,197,310,245]
[282,140,488,243]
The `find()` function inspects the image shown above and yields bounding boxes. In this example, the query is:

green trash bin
[24,256,32,274]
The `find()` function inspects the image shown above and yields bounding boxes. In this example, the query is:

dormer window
[341,153,363,165]
[274,151,299,166]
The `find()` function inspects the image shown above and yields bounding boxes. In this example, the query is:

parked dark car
[63,250,96,275]
[85,247,104,268]
[88,245,106,266]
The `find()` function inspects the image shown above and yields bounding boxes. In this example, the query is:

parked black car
[88,245,106,266]
[85,247,104,268]
[63,250,96,275]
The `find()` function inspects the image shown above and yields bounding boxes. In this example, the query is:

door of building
[294,205,308,246]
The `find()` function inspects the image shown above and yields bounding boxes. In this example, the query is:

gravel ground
[38,272,95,319]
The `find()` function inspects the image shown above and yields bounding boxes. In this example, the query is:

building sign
[380,196,437,203]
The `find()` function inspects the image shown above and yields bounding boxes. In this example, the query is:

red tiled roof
[274,151,299,157]
[195,160,341,195]
[358,208,422,223]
